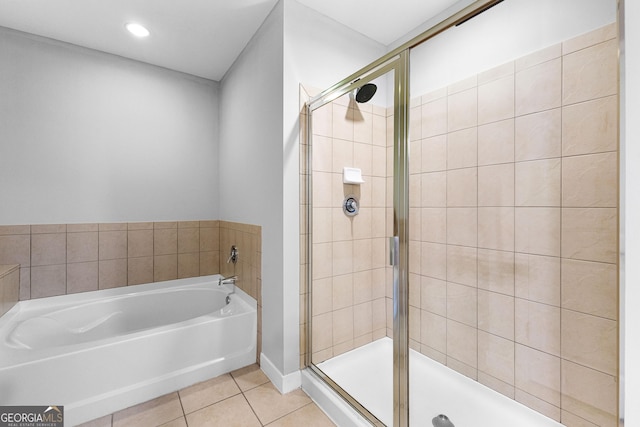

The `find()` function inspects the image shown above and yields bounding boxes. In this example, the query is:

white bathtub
[0,275,257,426]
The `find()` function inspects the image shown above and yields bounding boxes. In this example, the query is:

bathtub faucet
[218,275,237,300]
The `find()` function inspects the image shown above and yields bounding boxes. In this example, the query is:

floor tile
[179,373,241,414]
[112,392,183,427]
[265,402,336,427]
[244,383,312,425]
[231,364,270,392]
[87,365,333,427]
[186,395,261,427]
[76,415,112,427]
[159,417,187,427]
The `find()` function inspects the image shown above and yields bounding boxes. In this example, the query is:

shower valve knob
[343,196,359,216]
[346,199,357,212]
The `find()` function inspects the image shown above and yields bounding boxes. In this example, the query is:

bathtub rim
[0,275,257,368]
[2,274,255,317]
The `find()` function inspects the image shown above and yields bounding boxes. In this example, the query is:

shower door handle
[389,236,399,266]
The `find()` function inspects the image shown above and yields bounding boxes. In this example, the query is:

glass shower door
[306,57,410,426]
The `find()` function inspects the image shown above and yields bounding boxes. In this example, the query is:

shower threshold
[317,337,563,427]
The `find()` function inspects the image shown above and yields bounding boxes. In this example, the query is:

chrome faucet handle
[227,245,238,265]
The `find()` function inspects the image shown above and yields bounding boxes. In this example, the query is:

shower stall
[301,0,620,426]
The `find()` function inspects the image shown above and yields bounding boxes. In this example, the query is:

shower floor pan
[317,337,563,427]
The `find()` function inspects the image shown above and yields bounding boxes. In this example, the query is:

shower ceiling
[0,0,462,81]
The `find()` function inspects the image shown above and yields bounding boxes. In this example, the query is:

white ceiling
[0,0,461,81]
[297,0,461,46]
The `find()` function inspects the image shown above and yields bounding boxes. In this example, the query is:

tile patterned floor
[77,364,336,427]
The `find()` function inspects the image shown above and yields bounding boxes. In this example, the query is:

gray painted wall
[219,0,385,379]
[0,27,220,224]
[219,0,286,376]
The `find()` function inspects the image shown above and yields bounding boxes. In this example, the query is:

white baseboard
[260,352,301,394]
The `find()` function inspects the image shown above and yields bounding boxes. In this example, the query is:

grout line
[476,82,480,377]
[264,402,316,427]
[512,73,517,394]
[158,416,187,427]
[559,52,565,421]
[241,391,264,427]
[176,388,187,420]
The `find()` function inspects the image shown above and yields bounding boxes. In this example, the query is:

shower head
[355,83,377,103]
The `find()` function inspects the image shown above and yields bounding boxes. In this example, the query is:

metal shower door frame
[304,2,522,426]
[305,52,408,427]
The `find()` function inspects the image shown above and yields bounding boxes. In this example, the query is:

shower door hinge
[389,236,399,266]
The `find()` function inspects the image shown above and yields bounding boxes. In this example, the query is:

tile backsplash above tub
[0,264,19,316]
[0,221,224,300]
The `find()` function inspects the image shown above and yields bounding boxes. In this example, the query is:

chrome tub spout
[218,275,237,303]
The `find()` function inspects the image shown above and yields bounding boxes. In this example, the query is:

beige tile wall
[218,220,262,360]
[302,24,616,426]
[410,23,618,426]
[0,221,221,300]
[0,264,19,317]
[305,90,390,365]
[300,24,619,426]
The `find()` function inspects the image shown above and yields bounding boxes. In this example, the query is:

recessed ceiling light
[125,22,150,38]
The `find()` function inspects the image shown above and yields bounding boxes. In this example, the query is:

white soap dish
[343,167,365,184]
